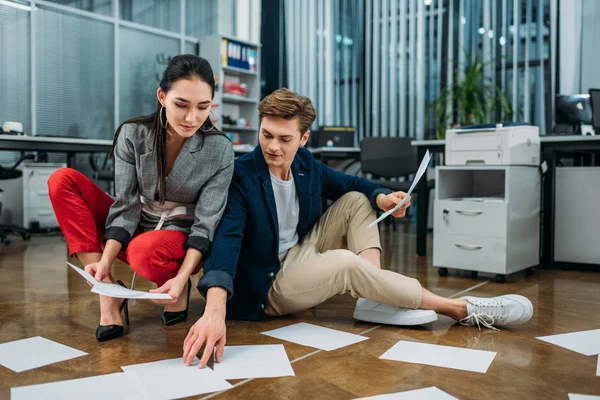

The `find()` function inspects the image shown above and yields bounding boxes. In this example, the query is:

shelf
[222,65,258,77]
[222,124,258,132]
[222,94,258,105]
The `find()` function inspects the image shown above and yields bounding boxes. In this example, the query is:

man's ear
[300,130,311,147]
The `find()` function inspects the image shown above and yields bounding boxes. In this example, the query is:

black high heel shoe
[162,278,191,326]
[96,280,129,342]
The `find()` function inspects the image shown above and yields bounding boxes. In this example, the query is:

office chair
[0,156,32,245]
[360,136,435,229]
[89,153,115,195]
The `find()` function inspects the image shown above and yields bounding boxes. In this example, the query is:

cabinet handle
[454,243,483,250]
[456,210,483,216]
[37,190,49,196]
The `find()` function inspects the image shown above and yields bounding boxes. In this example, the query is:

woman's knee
[47,168,83,197]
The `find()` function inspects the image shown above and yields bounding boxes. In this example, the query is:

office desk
[411,136,600,266]
[0,135,113,168]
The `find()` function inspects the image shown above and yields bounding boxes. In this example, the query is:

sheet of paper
[569,395,600,400]
[0,336,87,373]
[354,386,458,400]
[367,150,432,229]
[11,372,147,400]
[597,355,599,377]
[379,340,496,374]
[537,329,600,356]
[67,262,172,300]
[121,357,232,400]
[261,322,368,351]
[213,344,295,380]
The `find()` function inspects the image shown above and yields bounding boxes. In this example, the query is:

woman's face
[157,77,213,138]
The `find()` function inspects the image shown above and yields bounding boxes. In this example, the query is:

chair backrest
[360,136,417,178]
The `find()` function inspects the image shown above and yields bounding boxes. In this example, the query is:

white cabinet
[432,166,540,282]
[554,167,600,264]
[0,163,65,230]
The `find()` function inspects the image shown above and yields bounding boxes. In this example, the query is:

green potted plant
[430,48,512,139]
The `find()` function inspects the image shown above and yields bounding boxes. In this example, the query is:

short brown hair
[258,88,317,134]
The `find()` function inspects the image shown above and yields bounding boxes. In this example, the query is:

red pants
[48,168,200,287]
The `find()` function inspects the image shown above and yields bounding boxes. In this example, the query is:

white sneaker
[460,295,533,330]
[353,298,438,326]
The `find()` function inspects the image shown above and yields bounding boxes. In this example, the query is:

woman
[48,55,234,342]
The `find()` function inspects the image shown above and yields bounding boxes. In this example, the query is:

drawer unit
[432,166,540,282]
[0,163,65,229]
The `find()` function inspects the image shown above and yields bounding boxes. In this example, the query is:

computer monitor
[555,94,593,134]
[589,89,600,134]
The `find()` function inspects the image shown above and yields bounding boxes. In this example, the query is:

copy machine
[445,123,540,166]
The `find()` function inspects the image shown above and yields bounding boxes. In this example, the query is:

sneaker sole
[353,310,438,326]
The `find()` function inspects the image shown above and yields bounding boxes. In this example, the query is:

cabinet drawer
[24,189,52,209]
[433,199,506,238]
[24,168,57,192]
[433,234,507,274]
[24,207,59,228]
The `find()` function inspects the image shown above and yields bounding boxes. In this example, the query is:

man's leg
[266,192,425,319]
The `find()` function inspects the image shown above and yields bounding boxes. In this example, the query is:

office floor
[0,226,599,400]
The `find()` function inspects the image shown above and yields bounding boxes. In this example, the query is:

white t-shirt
[270,171,300,258]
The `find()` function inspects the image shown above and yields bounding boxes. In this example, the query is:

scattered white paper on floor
[367,149,432,229]
[121,357,232,400]
[261,322,368,351]
[537,329,600,356]
[354,386,458,400]
[67,262,171,300]
[380,341,496,374]
[569,395,600,400]
[0,336,87,373]
[213,344,295,380]
[597,355,600,377]
[11,372,147,400]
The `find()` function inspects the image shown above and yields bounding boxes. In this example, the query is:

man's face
[259,116,310,170]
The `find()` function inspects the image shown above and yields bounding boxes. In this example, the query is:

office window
[44,0,113,16]
[0,3,31,135]
[185,41,198,56]
[119,27,179,122]
[186,0,217,37]
[36,6,114,139]
[120,0,180,33]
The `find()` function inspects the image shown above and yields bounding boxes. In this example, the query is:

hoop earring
[199,110,217,132]
[159,105,167,128]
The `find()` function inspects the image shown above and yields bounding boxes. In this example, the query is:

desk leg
[541,147,556,268]
[416,147,427,256]
[66,152,76,169]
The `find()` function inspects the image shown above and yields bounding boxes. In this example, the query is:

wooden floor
[1,226,599,400]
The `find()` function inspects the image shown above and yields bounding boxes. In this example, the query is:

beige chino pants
[265,191,423,317]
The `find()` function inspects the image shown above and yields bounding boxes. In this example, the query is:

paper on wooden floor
[0,336,87,373]
[379,340,496,374]
[537,329,600,356]
[354,386,459,400]
[67,262,171,300]
[213,344,295,380]
[261,322,368,351]
[11,372,147,400]
[121,357,232,399]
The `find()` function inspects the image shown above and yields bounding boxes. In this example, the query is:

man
[183,88,533,368]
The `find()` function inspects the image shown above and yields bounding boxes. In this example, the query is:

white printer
[445,124,540,166]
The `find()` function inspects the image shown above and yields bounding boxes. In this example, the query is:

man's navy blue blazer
[197,146,391,321]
